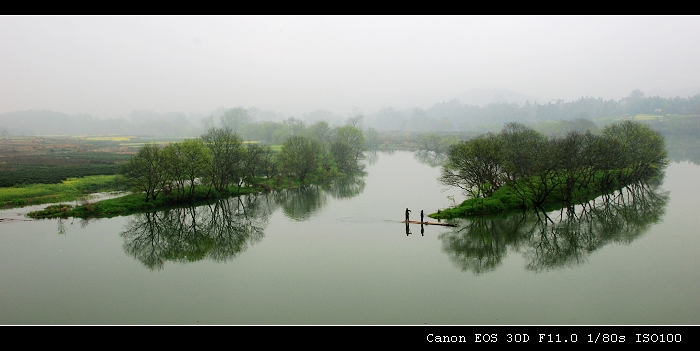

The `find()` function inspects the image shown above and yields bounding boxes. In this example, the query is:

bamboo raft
[402,220,458,227]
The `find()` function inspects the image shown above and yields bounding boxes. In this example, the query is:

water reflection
[364,150,379,166]
[274,172,366,221]
[440,181,669,274]
[414,150,447,168]
[276,186,327,221]
[326,171,367,200]
[121,194,271,270]
[119,173,366,270]
[666,137,700,165]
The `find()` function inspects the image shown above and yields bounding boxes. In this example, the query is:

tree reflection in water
[276,186,327,222]
[121,193,274,270]
[364,150,379,166]
[440,180,669,274]
[120,172,366,270]
[414,150,447,168]
[325,171,367,200]
[273,171,366,221]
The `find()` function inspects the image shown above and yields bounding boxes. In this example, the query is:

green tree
[307,120,334,148]
[161,143,185,198]
[586,131,626,190]
[122,143,166,202]
[439,133,505,198]
[552,131,597,202]
[331,125,365,172]
[601,120,667,182]
[499,122,548,182]
[181,139,212,197]
[257,144,279,180]
[330,141,355,173]
[162,139,211,200]
[280,135,322,182]
[201,127,246,193]
[335,125,365,161]
[243,144,262,182]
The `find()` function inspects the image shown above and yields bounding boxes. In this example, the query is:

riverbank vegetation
[28,122,366,218]
[431,120,667,219]
[1,175,124,208]
[4,97,698,218]
[441,180,669,274]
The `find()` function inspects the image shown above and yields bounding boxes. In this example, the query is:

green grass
[634,114,663,121]
[429,170,636,219]
[27,165,348,219]
[27,183,266,219]
[1,175,124,208]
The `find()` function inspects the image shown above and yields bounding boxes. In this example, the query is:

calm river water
[1,150,699,324]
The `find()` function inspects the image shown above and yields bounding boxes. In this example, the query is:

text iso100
[636,334,681,343]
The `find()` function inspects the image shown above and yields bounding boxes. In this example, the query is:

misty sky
[2,16,700,119]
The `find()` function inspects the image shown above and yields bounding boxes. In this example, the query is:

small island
[430,120,667,219]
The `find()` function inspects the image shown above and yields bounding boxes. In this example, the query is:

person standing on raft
[405,208,411,222]
[420,210,424,224]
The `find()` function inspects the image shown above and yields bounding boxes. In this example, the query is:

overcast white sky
[2,16,700,118]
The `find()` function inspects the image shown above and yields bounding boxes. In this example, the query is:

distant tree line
[366,90,700,132]
[0,110,204,137]
[438,120,667,213]
[5,90,699,136]
[122,123,365,203]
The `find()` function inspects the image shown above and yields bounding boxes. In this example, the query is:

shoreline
[429,171,662,220]
[26,173,358,219]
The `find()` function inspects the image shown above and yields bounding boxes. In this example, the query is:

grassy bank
[26,171,344,219]
[1,175,124,208]
[430,170,638,219]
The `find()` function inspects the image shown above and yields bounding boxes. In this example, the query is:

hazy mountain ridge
[3,89,700,136]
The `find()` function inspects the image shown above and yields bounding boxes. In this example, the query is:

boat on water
[402,220,457,227]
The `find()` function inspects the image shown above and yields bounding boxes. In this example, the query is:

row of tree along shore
[431,120,668,219]
[29,123,365,219]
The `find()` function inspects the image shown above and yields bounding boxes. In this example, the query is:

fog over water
[2,16,700,119]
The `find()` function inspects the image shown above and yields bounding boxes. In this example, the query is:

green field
[0,135,206,187]
[0,135,139,206]
[1,175,124,208]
